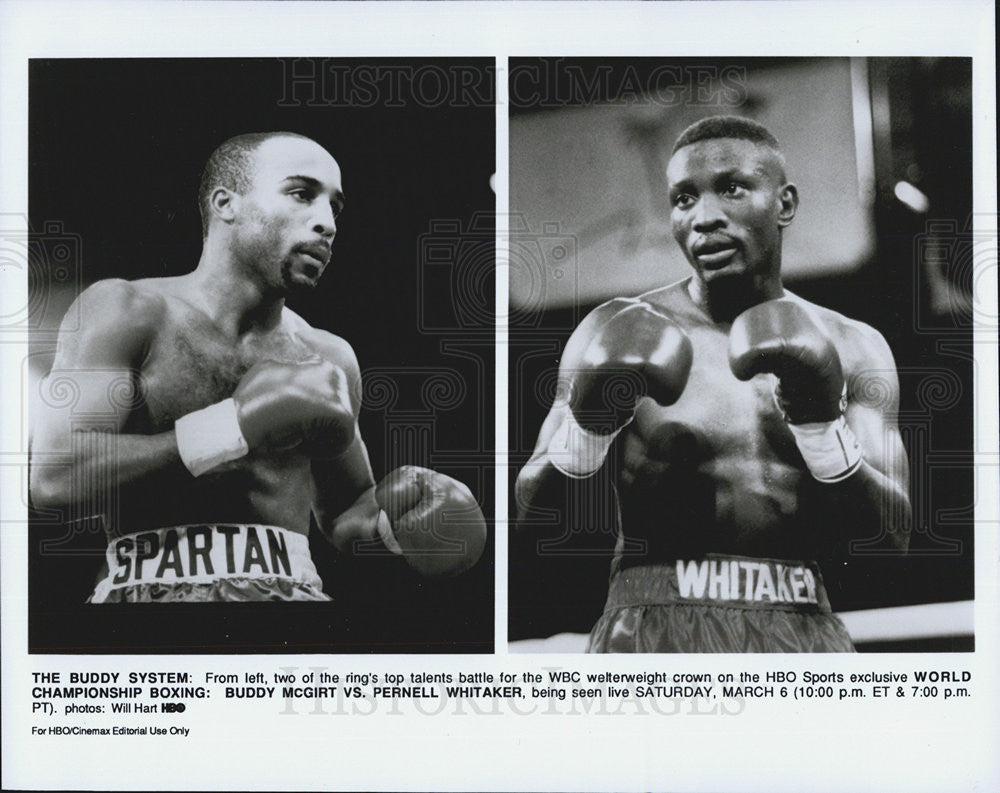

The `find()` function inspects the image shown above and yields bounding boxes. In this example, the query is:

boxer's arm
[29,280,182,509]
[822,327,911,550]
[514,403,576,525]
[729,300,911,551]
[307,335,486,574]
[301,329,382,552]
[313,435,383,552]
[514,299,635,526]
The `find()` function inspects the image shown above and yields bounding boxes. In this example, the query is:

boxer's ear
[777,183,798,228]
[210,187,237,225]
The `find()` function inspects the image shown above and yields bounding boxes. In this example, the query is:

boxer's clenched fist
[233,359,354,456]
[728,299,845,424]
[545,302,692,479]
[175,358,355,477]
[375,466,486,576]
[571,302,694,432]
[728,299,862,482]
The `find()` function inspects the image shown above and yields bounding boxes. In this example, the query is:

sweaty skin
[516,135,910,574]
[617,281,905,564]
[34,280,359,538]
[30,136,378,549]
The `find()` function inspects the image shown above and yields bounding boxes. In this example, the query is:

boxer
[516,117,911,652]
[31,132,485,602]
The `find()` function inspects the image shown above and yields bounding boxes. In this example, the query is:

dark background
[508,57,976,651]
[28,57,495,653]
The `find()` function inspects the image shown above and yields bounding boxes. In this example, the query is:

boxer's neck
[190,237,286,334]
[688,272,785,324]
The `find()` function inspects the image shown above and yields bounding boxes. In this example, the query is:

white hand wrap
[175,398,249,477]
[546,410,625,479]
[786,414,863,483]
[376,509,403,555]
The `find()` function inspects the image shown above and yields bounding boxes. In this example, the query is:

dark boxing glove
[728,299,862,482]
[375,466,487,576]
[548,302,693,477]
[176,359,355,476]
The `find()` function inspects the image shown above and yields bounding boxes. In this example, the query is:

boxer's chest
[625,324,800,476]
[133,311,316,430]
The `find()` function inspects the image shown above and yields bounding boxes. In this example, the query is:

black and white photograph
[1,3,996,793]
[510,57,976,653]
[25,57,495,654]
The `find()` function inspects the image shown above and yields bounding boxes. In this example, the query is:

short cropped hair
[197,131,310,238]
[671,116,786,179]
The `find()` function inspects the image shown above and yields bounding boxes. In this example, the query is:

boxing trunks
[586,554,855,653]
[89,524,330,603]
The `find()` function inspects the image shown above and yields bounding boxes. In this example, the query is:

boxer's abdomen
[108,451,315,539]
[613,333,821,564]
[100,307,321,538]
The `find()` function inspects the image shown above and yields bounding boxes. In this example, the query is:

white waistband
[91,524,321,602]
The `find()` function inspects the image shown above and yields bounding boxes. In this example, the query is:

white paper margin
[1,2,997,791]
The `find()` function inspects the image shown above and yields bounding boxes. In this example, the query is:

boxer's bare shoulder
[637,277,691,309]
[282,308,362,408]
[636,278,717,331]
[282,308,358,374]
[565,279,703,369]
[783,291,899,403]
[559,296,641,369]
[56,278,171,367]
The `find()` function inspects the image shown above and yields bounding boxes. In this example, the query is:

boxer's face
[232,137,345,295]
[667,137,796,290]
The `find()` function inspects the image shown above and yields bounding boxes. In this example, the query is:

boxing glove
[176,359,355,476]
[547,302,692,478]
[728,299,862,482]
[728,299,844,423]
[233,359,354,455]
[375,466,487,576]
[570,302,694,430]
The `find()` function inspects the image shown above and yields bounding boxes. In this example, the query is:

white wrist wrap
[546,411,624,479]
[376,509,403,555]
[787,414,863,483]
[175,398,249,477]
